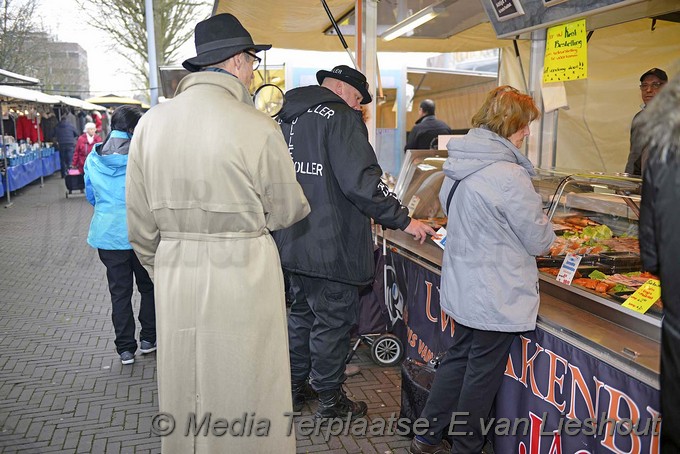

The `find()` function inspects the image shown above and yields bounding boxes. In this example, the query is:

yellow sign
[622,279,661,314]
[543,19,588,83]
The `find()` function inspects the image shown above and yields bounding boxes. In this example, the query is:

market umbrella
[85,94,146,108]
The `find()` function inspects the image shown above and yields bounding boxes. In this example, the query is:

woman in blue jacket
[84,105,155,365]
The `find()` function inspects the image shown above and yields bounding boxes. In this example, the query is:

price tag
[432,227,447,250]
[622,279,661,314]
[556,253,582,285]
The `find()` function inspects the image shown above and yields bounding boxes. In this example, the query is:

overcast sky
[36,0,436,99]
[36,0,213,97]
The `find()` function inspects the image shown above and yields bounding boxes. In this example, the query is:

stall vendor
[625,68,667,176]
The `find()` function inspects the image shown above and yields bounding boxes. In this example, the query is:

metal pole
[145,0,159,106]
[361,0,378,149]
[527,29,547,165]
[37,112,44,187]
[320,0,358,68]
[1,101,12,207]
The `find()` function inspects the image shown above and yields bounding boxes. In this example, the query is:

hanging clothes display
[15,113,44,144]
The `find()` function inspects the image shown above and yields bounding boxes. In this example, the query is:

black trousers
[661,320,680,453]
[287,273,359,393]
[419,323,516,453]
[98,249,156,354]
[57,143,75,177]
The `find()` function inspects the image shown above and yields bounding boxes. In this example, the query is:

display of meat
[547,236,608,256]
[604,272,657,288]
[599,237,640,254]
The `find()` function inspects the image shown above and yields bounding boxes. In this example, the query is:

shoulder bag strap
[445,179,462,214]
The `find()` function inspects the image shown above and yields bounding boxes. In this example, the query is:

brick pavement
[0,176,412,453]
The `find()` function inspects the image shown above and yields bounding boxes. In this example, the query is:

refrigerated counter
[385,151,660,452]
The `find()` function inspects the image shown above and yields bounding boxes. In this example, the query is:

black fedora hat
[182,14,271,73]
[316,65,372,104]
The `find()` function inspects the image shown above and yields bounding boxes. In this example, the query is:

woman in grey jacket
[410,86,556,454]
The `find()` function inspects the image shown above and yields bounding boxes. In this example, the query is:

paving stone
[0,176,412,452]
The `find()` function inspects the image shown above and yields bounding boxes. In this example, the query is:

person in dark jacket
[404,99,452,151]
[625,68,667,175]
[53,116,79,177]
[638,72,680,453]
[274,64,436,421]
[84,105,155,365]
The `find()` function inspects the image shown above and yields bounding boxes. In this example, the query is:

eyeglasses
[639,82,665,91]
[244,51,261,71]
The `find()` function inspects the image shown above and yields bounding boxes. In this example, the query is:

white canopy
[0,85,60,104]
[0,85,107,111]
[0,69,40,85]
[53,95,106,111]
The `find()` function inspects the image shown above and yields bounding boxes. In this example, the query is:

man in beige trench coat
[126,14,310,453]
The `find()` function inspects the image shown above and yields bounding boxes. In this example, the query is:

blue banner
[388,250,661,452]
[386,252,455,363]
[41,152,60,176]
[4,158,42,192]
[495,328,661,453]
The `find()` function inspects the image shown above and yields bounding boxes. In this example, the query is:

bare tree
[76,0,210,93]
[0,0,46,78]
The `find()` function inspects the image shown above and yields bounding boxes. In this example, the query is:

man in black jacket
[626,68,667,175]
[638,71,679,453]
[274,65,436,421]
[404,99,452,151]
[53,115,80,178]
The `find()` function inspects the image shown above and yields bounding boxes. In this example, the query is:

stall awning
[0,69,40,86]
[85,95,150,109]
[212,0,509,53]
[53,95,107,112]
[0,85,60,104]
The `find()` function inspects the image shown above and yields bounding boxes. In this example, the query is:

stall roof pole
[145,0,159,107]
[526,29,558,168]
[1,100,11,207]
[360,0,378,149]
[37,115,44,188]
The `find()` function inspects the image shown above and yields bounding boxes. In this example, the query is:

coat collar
[415,114,435,125]
[176,71,253,106]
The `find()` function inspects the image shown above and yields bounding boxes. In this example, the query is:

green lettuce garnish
[611,284,635,293]
[581,225,613,240]
[589,270,607,280]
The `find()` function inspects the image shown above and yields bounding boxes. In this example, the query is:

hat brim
[316,70,372,104]
[182,43,271,72]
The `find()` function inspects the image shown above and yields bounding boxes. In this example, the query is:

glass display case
[383,164,660,381]
[393,149,448,223]
[536,173,661,341]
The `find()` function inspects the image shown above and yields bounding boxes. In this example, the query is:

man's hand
[403,219,438,244]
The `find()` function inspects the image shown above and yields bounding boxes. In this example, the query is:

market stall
[0,86,102,204]
[383,150,660,452]
[1,85,59,204]
[214,0,679,173]
[209,1,672,450]
[491,0,680,172]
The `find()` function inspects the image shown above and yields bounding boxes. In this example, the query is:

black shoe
[314,388,367,420]
[292,381,317,412]
[409,437,451,454]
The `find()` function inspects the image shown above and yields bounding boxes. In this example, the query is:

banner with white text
[388,250,661,452]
